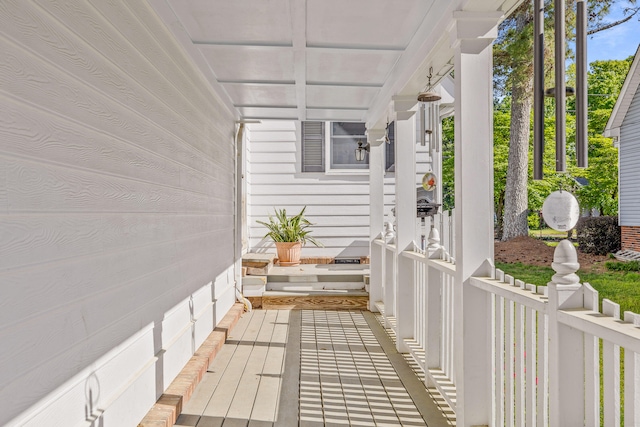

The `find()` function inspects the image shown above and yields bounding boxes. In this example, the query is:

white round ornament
[542,191,580,231]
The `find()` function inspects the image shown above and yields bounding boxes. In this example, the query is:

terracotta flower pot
[275,241,302,266]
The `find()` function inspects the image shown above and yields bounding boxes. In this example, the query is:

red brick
[138,303,244,427]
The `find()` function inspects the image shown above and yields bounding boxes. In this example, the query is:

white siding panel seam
[119,1,238,119]
[0,86,234,177]
[0,35,234,172]
[0,151,232,201]
[23,0,231,130]
[0,95,233,188]
[0,225,230,275]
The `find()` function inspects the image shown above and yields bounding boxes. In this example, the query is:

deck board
[202,310,266,418]
[174,310,453,427]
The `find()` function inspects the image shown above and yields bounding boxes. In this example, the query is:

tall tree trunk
[495,190,505,240]
[501,66,534,241]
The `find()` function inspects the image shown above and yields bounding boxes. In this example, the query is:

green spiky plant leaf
[256,206,322,247]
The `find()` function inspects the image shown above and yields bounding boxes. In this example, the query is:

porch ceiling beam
[365,2,454,130]
[290,0,306,121]
[145,0,239,120]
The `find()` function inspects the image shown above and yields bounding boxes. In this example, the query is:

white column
[451,11,502,427]
[394,97,418,353]
[368,129,386,312]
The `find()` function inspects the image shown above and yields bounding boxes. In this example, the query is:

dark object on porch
[417,187,440,218]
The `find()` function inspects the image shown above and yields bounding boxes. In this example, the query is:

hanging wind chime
[533,0,588,180]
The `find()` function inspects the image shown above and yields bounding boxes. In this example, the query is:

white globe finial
[551,239,580,286]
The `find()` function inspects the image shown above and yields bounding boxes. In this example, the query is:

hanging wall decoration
[421,172,437,192]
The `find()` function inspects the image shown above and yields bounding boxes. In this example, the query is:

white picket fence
[371,224,640,426]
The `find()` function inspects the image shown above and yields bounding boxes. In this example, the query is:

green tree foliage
[440,57,631,224]
[441,117,455,211]
[568,58,631,216]
[493,0,634,238]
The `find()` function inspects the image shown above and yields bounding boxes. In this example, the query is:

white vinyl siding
[248,121,375,258]
[0,2,236,426]
[246,121,432,258]
[620,87,640,226]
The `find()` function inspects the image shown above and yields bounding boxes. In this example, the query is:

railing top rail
[558,308,640,353]
[469,276,548,313]
[401,250,426,262]
[372,238,385,247]
[401,250,456,274]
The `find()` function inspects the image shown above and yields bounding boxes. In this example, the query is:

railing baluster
[537,311,548,427]
[525,305,537,427]
[624,311,640,427]
[495,294,505,427]
[384,244,396,329]
[515,302,525,427]
[584,283,600,427]
[506,298,515,427]
[602,299,621,427]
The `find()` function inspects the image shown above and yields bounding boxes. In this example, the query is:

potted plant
[257,206,321,266]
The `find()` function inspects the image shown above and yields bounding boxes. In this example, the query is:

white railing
[370,231,640,426]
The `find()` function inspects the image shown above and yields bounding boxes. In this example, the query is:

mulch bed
[494,235,607,272]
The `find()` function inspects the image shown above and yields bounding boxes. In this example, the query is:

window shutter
[302,121,325,172]
[386,121,395,171]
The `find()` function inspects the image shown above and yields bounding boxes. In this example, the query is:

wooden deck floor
[174,310,454,427]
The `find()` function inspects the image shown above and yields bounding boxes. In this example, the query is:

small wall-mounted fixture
[355,140,370,162]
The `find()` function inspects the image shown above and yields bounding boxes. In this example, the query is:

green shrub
[576,216,620,255]
[605,260,640,272]
[528,211,541,230]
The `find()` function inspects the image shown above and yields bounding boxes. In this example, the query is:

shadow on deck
[172,309,456,427]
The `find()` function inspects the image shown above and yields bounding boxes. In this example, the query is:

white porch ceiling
[149,0,523,128]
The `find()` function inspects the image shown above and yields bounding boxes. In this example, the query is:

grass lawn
[528,228,574,240]
[495,262,640,314]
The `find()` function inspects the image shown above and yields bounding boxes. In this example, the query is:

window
[329,122,368,170]
[302,121,368,172]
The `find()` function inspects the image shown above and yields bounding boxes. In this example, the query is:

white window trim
[323,121,369,175]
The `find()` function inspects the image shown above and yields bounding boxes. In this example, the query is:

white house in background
[604,45,640,253]
[0,1,520,426]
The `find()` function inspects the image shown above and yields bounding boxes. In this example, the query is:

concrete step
[266,281,366,292]
[267,264,369,283]
[268,274,364,283]
[263,290,368,297]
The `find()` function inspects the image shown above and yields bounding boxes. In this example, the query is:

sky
[587,1,640,62]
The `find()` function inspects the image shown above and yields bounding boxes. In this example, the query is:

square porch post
[451,11,502,427]
[393,98,418,353]
[368,128,386,312]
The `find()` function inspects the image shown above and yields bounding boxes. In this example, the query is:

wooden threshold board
[249,294,368,310]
